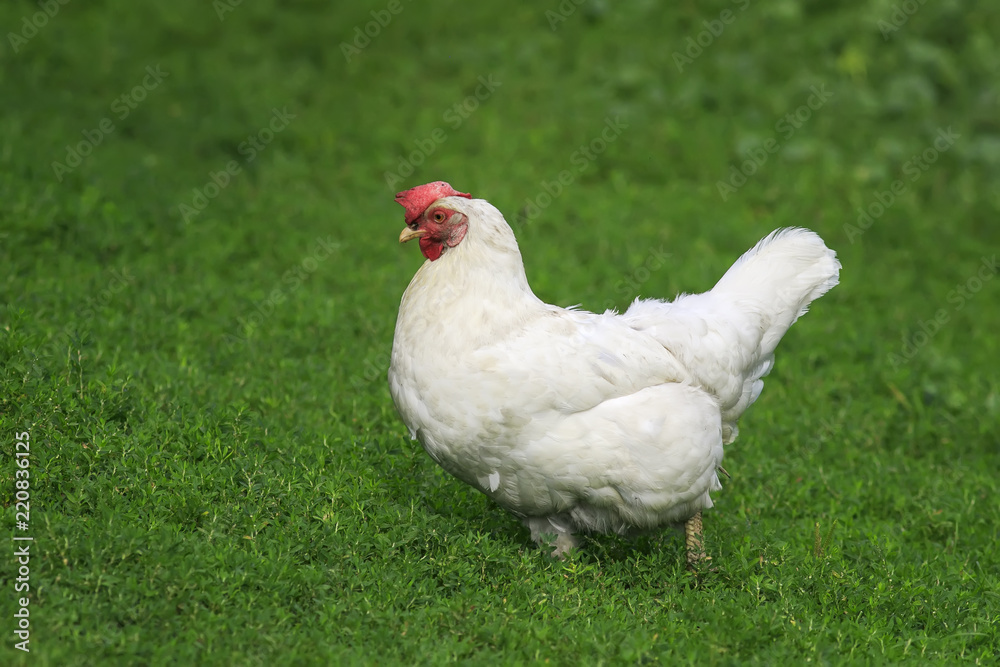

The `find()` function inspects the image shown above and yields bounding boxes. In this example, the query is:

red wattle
[419,236,444,261]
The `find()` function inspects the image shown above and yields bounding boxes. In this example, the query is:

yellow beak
[399,227,426,244]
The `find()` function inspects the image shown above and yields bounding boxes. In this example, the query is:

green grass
[2,0,999,664]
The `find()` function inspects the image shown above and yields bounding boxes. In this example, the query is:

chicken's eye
[432,211,447,223]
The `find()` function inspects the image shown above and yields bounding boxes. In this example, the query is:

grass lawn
[2,0,999,664]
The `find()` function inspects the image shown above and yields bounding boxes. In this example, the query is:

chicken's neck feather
[396,198,548,350]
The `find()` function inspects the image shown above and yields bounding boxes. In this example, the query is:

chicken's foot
[684,510,710,569]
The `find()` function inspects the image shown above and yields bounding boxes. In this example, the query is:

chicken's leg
[525,516,579,559]
[685,510,710,568]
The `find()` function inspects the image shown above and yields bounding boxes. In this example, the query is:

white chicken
[388,181,839,565]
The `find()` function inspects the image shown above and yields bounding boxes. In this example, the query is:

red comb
[395,181,471,224]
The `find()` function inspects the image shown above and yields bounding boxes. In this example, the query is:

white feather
[388,197,839,548]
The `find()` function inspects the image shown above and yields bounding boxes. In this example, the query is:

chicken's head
[395,181,472,261]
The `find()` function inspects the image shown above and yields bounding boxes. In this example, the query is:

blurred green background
[2,0,999,664]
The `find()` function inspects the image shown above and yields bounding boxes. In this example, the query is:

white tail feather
[713,227,841,360]
[623,227,840,443]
